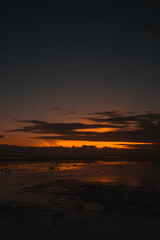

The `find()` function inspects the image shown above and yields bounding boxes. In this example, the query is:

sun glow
[2,134,151,149]
[43,140,151,149]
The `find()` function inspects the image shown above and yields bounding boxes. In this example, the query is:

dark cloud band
[7,111,160,144]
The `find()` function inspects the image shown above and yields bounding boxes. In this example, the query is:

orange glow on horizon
[1,134,151,149]
[40,140,151,149]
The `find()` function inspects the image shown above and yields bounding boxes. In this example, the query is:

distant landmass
[0,144,160,161]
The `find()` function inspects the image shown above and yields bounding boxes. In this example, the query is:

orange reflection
[4,162,84,173]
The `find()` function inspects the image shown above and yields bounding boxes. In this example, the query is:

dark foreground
[0,159,160,240]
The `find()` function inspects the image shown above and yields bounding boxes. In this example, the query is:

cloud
[118,143,160,150]
[50,107,76,115]
[89,111,160,124]
[7,111,160,144]
[86,112,160,143]
[8,120,118,135]
[88,110,122,117]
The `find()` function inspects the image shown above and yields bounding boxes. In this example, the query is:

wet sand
[0,159,160,239]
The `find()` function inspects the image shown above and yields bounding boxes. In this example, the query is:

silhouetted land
[0,144,160,161]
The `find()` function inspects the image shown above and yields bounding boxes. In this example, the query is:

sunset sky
[0,1,160,148]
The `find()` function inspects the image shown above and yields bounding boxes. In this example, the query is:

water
[1,159,160,240]
[1,159,160,201]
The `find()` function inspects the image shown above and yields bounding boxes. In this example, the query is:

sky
[0,1,160,148]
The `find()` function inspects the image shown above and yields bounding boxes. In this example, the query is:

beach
[0,159,160,239]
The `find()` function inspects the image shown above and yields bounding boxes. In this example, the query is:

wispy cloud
[88,110,122,117]
[50,107,76,115]
[89,111,160,124]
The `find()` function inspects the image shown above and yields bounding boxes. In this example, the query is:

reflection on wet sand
[0,159,160,239]
[1,160,160,189]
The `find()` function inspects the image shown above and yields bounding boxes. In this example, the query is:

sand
[0,159,160,240]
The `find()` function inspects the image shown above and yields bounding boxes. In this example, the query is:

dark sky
[1,1,160,146]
